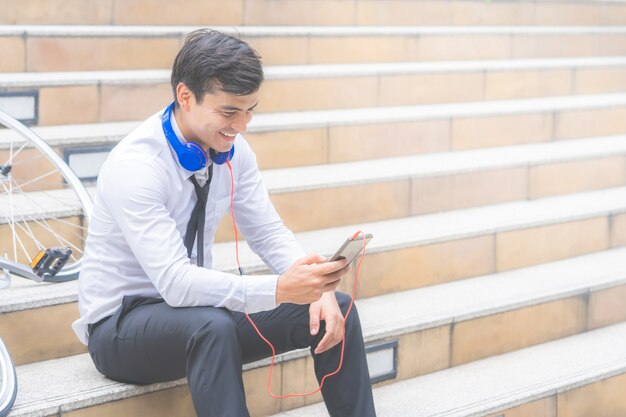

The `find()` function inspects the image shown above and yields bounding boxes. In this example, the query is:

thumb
[309,302,321,336]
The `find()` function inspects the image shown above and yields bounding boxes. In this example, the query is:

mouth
[219,131,238,141]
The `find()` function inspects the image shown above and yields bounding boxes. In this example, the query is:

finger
[297,253,326,266]
[309,303,321,336]
[315,259,349,275]
[314,327,343,354]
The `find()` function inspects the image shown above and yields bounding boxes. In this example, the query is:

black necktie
[184,164,213,267]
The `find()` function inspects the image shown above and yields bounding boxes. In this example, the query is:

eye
[223,112,236,117]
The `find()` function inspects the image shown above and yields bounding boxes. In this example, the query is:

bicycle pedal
[30,248,72,280]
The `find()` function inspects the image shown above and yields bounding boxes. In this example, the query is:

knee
[334,292,362,328]
[334,292,353,315]
[188,308,238,342]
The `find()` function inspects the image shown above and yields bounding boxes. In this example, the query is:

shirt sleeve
[231,138,307,274]
[103,157,279,313]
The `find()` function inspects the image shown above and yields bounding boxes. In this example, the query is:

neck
[172,106,198,147]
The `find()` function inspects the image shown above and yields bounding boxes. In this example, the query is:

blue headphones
[162,101,235,171]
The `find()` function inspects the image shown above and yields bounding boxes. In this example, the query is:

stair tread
[7,247,626,415]
[269,321,626,417]
[3,92,626,145]
[3,25,626,38]
[3,183,626,312]
[3,56,626,87]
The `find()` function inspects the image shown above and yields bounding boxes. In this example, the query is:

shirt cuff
[244,274,279,313]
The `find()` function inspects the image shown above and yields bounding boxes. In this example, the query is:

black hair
[171,29,264,105]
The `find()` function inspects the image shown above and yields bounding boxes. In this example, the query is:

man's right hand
[275,254,350,305]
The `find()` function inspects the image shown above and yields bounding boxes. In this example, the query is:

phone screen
[329,234,373,266]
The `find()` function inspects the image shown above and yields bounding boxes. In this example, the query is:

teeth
[220,131,237,137]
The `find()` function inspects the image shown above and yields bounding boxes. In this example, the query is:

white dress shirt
[72,108,305,345]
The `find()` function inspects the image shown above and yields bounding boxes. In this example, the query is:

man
[73,29,377,417]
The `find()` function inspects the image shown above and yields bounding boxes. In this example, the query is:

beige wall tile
[419,35,511,61]
[356,1,452,25]
[0,303,84,365]
[355,235,496,298]
[604,5,626,25]
[588,284,626,330]
[0,216,85,265]
[0,146,64,191]
[397,326,450,380]
[411,168,528,215]
[245,0,354,25]
[113,0,243,25]
[611,213,626,248]
[486,396,556,417]
[245,37,310,66]
[259,77,378,113]
[39,86,100,125]
[512,35,596,59]
[27,37,179,72]
[452,297,586,365]
[557,373,626,417]
[451,113,552,150]
[329,120,450,163]
[534,4,604,26]
[63,385,194,417]
[575,68,626,95]
[243,365,282,417]
[0,37,25,72]
[484,69,573,101]
[245,129,328,169]
[496,217,609,272]
[310,37,420,64]
[0,0,112,24]
[272,181,411,233]
[555,108,626,140]
[529,156,626,199]
[280,356,322,410]
[597,34,626,56]
[100,84,171,122]
[450,1,535,26]
[379,73,484,106]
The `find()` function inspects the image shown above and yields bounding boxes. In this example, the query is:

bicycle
[0,109,93,415]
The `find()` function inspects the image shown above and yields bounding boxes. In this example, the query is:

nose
[230,111,253,133]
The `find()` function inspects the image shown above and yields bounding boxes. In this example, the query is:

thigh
[88,295,236,385]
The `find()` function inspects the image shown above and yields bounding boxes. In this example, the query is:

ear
[176,82,194,112]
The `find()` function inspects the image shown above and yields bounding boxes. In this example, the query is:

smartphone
[329,233,373,267]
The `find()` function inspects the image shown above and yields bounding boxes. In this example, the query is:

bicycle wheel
[0,110,93,283]
[0,337,16,417]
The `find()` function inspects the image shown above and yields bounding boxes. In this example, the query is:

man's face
[176,85,259,154]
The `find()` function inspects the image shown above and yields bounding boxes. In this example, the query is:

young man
[73,29,377,417]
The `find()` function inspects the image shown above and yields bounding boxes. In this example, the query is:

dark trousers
[87,292,377,417]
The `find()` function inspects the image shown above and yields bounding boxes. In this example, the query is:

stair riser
[3,0,626,26]
[17,283,626,416]
[486,372,626,417]
[5,148,624,245]
[5,65,626,122]
[215,156,626,241]
[4,216,626,367]
[7,104,626,171]
[4,32,626,72]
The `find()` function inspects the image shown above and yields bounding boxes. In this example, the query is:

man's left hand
[310,291,345,354]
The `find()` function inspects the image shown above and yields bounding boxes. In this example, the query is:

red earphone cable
[225,160,367,398]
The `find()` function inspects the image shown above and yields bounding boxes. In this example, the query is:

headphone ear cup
[210,146,235,165]
[179,142,208,171]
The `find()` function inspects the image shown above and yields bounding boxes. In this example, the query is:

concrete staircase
[2,1,626,416]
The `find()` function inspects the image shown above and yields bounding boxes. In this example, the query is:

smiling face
[173,82,259,154]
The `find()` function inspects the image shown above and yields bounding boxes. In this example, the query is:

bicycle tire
[0,110,93,282]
